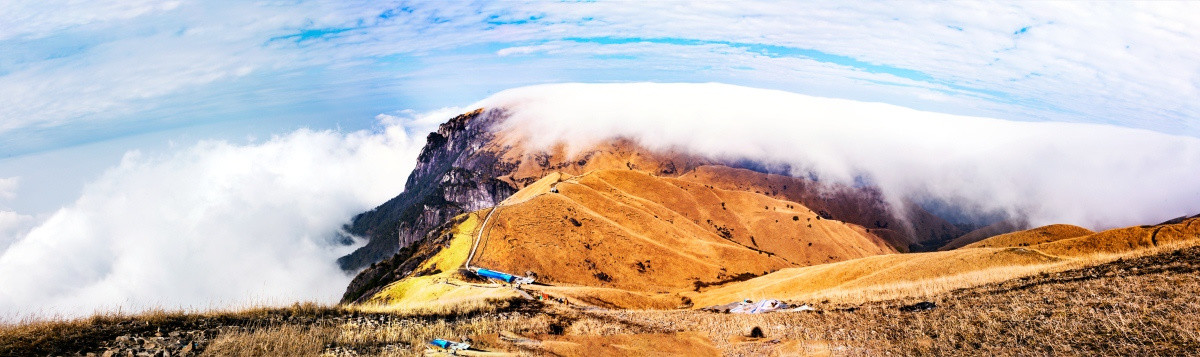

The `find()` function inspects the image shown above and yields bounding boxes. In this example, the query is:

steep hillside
[340,108,1200,313]
[337,109,512,271]
[680,165,965,251]
[346,168,898,304]
[338,109,710,271]
[341,107,973,276]
[473,169,895,292]
[691,216,1200,307]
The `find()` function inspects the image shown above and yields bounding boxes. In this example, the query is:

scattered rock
[92,328,212,357]
[900,301,937,312]
[748,326,765,338]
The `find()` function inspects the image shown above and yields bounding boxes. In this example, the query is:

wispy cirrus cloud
[4,1,1200,158]
[0,0,182,41]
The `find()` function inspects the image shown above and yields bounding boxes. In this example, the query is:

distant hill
[937,219,1030,251]
[691,216,1200,307]
[961,224,1093,249]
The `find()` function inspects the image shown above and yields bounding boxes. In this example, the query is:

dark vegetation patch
[692,272,763,292]
[634,261,650,273]
[899,301,936,312]
[715,226,733,239]
[748,326,764,338]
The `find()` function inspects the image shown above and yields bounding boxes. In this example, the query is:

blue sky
[2,1,1200,211]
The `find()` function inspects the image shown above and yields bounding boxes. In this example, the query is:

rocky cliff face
[337,109,516,272]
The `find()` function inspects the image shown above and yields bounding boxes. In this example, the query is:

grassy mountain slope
[360,168,897,308]
[691,217,1200,307]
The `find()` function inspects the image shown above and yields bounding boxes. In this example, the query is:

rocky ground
[5,245,1200,356]
[600,245,1200,355]
[0,305,426,356]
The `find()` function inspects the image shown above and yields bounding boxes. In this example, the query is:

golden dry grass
[473,169,893,294]
[599,245,1200,356]
[485,133,710,186]
[363,180,1200,321]
[366,178,1199,315]
[689,246,1060,307]
[200,244,1200,356]
[963,223,1093,249]
[678,165,962,250]
[8,244,1200,356]
[531,332,720,356]
[351,296,525,319]
[1,299,552,356]
[523,285,685,310]
[200,310,553,357]
[739,239,1198,306]
[0,302,343,356]
[690,217,1200,307]
[356,210,527,315]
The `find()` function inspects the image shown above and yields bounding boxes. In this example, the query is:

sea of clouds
[479,83,1200,230]
[0,110,455,320]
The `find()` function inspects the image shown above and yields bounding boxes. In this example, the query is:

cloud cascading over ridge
[479,82,1200,229]
[0,113,446,319]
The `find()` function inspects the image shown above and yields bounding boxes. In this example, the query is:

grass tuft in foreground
[5,246,1200,356]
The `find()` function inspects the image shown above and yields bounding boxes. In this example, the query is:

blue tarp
[430,338,453,349]
[476,268,518,283]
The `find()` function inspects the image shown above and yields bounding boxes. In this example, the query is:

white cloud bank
[0,177,18,201]
[0,117,439,320]
[0,211,34,252]
[478,83,1200,229]
[0,177,34,251]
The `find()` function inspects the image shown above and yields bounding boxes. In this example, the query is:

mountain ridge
[340,108,1002,303]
